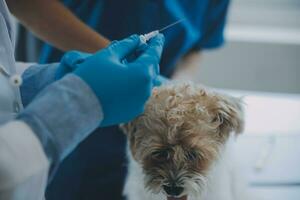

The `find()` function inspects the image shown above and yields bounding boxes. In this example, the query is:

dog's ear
[119,123,130,135]
[120,122,138,155]
[120,122,136,138]
[214,95,244,136]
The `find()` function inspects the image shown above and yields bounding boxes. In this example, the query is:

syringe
[140,30,160,43]
[139,19,185,43]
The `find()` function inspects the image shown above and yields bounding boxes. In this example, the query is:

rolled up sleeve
[20,63,59,107]
[17,74,103,180]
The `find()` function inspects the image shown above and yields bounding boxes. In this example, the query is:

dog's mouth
[167,195,187,200]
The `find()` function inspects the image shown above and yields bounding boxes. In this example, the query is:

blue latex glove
[57,51,168,87]
[56,41,147,79]
[56,51,91,79]
[71,34,164,127]
[154,75,170,86]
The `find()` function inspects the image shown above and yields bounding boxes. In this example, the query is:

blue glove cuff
[153,75,169,87]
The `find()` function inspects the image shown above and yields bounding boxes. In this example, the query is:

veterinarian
[0,0,164,199]
[8,0,230,199]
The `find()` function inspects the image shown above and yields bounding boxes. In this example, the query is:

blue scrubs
[43,0,230,199]
[40,0,229,77]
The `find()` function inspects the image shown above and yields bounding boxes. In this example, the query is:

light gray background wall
[194,0,300,94]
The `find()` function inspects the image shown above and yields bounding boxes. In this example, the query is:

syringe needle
[140,18,186,43]
[159,18,185,32]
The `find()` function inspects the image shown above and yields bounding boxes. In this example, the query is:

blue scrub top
[40,0,229,77]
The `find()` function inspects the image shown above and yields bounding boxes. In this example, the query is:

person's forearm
[172,51,202,80]
[18,74,103,179]
[20,63,59,107]
[7,0,110,52]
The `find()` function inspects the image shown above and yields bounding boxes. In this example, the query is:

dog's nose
[163,185,184,196]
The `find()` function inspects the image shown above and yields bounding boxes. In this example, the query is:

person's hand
[58,53,169,86]
[153,75,170,86]
[56,51,92,79]
[70,34,164,127]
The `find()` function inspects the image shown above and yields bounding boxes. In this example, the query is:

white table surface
[221,89,300,200]
[219,89,300,135]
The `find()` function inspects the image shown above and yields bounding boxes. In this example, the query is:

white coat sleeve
[15,62,37,75]
[0,120,49,200]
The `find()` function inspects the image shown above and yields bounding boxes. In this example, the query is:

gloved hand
[154,75,170,86]
[56,51,91,79]
[57,51,169,87]
[70,34,164,127]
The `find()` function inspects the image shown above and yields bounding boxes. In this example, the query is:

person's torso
[40,0,211,77]
[0,0,23,124]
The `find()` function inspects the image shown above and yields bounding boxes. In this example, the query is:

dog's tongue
[167,195,187,200]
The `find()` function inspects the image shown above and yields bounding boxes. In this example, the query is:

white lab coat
[0,0,49,199]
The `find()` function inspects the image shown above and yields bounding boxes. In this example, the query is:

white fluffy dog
[121,82,250,200]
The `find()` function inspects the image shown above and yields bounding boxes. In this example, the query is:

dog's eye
[151,150,170,161]
[186,151,198,161]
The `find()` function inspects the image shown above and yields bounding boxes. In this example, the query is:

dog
[121,82,248,200]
